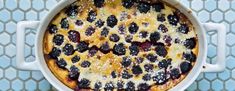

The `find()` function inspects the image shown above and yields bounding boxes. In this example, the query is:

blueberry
[63,44,74,56]
[178,24,189,34]
[75,20,83,26]
[126,81,135,91]
[129,43,139,56]
[125,35,133,43]
[170,68,181,79]
[111,71,117,78]
[71,56,80,63]
[142,74,151,81]
[68,30,80,43]
[68,65,79,80]
[109,34,120,42]
[138,83,150,90]
[87,10,97,23]
[65,5,78,17]
[153,2,164,12]
[118,24,126,34]
[155,43,167,57]
[132,65,143,75]
[88,46,98,57]
[122,0,135,9]
[117,81,124,90]
[122,70,133,79]
[158,24,168,33]
[174,38,181,44]
[101,27,109,37]
[60,18,69,29]
[53,34,64,46]
[158,59,172,69]
[56,59,67,69]
[150,32,160,44]
[128,22,139,34]
[104,82,114,91]
[48,24,58,34]
[81,61,91,68]
[121,56,132,67]
[136,57,144,64]
[113,43,126,55]
[157,14,166,22]
[144,64,154,72]
[94,0,105,8]
[100,42,110,54]
[163,35,172,46]
[107,15,118,28]
[139,41,152,51]
[167,13,179,26]
[85,26,96,36]
[95,19,105,28]
[183,51,196,62]
[77,41,89,52]
[78,78,90,88]
[139,31,148,38]
[180,61,192,74]
[137,2,150,13]
[49,47,61,59]
[94,82,102,90]
[146,54,157,62]
[152,71,167,85]
[184,38,196,49]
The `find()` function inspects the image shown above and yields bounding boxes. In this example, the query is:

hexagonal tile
[46,0,58,10]
[211,10,223,22]
[11,56,16,68]
[191,0,203,11]
[18,71,30,80]
[26,10,38,20]
[5,67,17,80]
[198,79,210,91]
[5,0,17,10]
[24,45,31,57]
[218,0,230,11]
[232,69,235,79]
[26,33,35,46]
[0,69,3,78]
[39,10,48,20]
[179,0,190,8]
[226,56,235,69]
[26,56,35,62]
[232,23,235,33]
[0,33,10,45]
[221,21,230,33]
[32,46,35,56]
[212,79,223,91]
[205,0,216,12]
[0,45,3,56]
[187,82,197,91]
[5,44,16,57]
[225,10,235,23]
[19,0,31,11]
[0,79,10,90]
[0,10,11,22]
[32,0,44,11]
[198,10,210,22]
[25,79,37,90]
[218,69,230,80]
[225,79,235,90]
[0,22,3,33]
[12,10,24,22]
[226,33,235,46]
[32,71,44,81]
[207,44,216,58]
[6,21,16,34]
[12,79,23,90]
[0,0,3,9]
[232,1,235,10]
[204,73,217,81]
[39,79,51,91]
[0,55,10,68]
[196,73,204,81]
[211,33,217,46]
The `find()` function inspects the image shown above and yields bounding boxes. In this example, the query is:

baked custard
[43,0,198,90]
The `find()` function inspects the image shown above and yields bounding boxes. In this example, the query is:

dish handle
[16,21,40,70]
[202,23,226,72]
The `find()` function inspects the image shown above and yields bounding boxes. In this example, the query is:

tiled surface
[0,0,234,90]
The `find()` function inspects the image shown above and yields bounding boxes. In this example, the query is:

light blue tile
[12,10,24,22]
[0,55,10,68]
[0,22,3,33]
[187,82,197,91]
[12,79,23,91]
[225,79,235,91]
[5,0,17,10]
[0,0,3,9]
[0,69,3,78]
[198,79,210,91]
[46,0,58,10]
[226,33,235,46]
[25,79,37,90]
[179,0,190,9]
[211,10,223,22]
[204,73,217,81]
[6,21,16,34]
[19,0,31,11]
[232,1,235,10]
[24,45,31,57]
[39,10,48,20]
[0,79,10,90]
[232,46,235,57]
[26,10,38,20]
[211,33,217,46]
[196,73,204,81]
[212,79,224,91]
[5,67,17,80]
[32,0,44,11]
[0,32,10,45]
[232,23,235,33]
[18,71,30,80]
[218,69,230,80]
[26,56,35,62]
[205,0,217,11]
[39,79,51,91]
[11,56,16,68]
[26,33,35,46]
[232,69,235,79]
[32,71,44,81]
[11,33,16,45]
[207,44,217,58]
[0,45,3,56]
[226,56,235,69]
[5,44,16,57]
[198,10,210,22]
[225,10,235,23]
[218,0,230,11]
[0,10,11,22]
[191,0,203,11]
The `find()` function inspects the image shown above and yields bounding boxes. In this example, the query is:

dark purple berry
[175,38,181,44]
[121,56,131,67]
[132,65,143,75]
[136,57,144,64]
[117,81,124,89]
[60,18,69,29]
[137,2,150,13]
[85,26,96,36]
[113,43,126,55]
[71,56,80,63]
[68,30,80,43]
[68,65,79,80]
[125,35,133,43]
[158,24,168,33]
[183,51,196,62]
[94,0,104,8]
[87,10,97,22]
[139,31,148,38]
[144,64,154,72]
[178,24,189,34]
[65,5,78,17]
[88,46,98,57]
[100,42,110,54]
[126,81,135,90]
[170,68,181,79]
[104,82,114,91]
[184,38,196,49]
[129,43,139,56]
[142,74,151,81]
[109,34,120,42]
[138,83,150,90]
[107,15,118,28]
[150,32,160,44]
[48,24,58,34]
[163,35,172,46]
[128,22,139,34]
[122,0,135,9]
[94,82,102,90]
[49,47,61,59]
[111,71,117,78]
[56,59,67,69]
[155,43,167,57]
[167,13,179,26]
[146,54,157,62]
[180,61,192,74]
[157,14,166,22]
[53,34,64,46]
[95,19,104,28]
[139,41,152,51]
[152,71,167,85]
[63,44,74,56]
[153,2,164,12]
[158,59,172,69]
[77,41,89,52]
[78,78,90,88]
[118,24,126,34]
[81,61,91,68]
[101,27,109,37]
[75,20,83,26]
[122,70,133,79]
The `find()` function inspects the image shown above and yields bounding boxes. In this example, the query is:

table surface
[0,0,235,91]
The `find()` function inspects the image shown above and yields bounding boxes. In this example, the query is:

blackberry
[163,35,172,46]
[60,18,69,29]
[107,15,118,28]
[136,57,144,64]
[152,71,167,85]
[180,62,192,74]
[170,68,181,79]
[81,61,91,68]
[100,42,110,54]
[146,54,157,62]
[167,13,179,26]
[158,24,168,33]
[56,59,67,69]
[155,43,167,57]
[71,56,80,63]
[150,32,160,44]
[183,51,196,62]
[142,74,151,81]
[126,81,135,91]
[104,82,114,91]
[175,38,181,44]
[153,2,164,12]
[178,24,189,34]
[101,27,109,37]
[94,82,102,90]
[68,65,79,80]
[128,22,139,34]
[85,26,96,36]
[158,59,172,69]
[65,5,78,17]
[87,10,97,22]
[139,41,152,51]
[139,31,148,38]
[48,24,58,34]
[63,44,74,56]
[122,0,135,9]
[118,24,126,34]
[94,0,105,8]
[88,46,98,57]
[138,83,150,90]
[117,81,124,90]
[137,2,150,13]
[95,19,105,28]
[75,20,83,26]
[132,65,143,75]
[77,41,89,52]
[49,47,61,59]
[122,70,133,79]
[144,64,154,72]
[125,35,133,43]
[78,78,90,88]
[113,43,126,55]
[121,56,132,67]
[184,38,196,49]
[111,71,117,78]
[129,43,139,56]
[68,30,80,43]
[53,34,64,46]
[157,14,166,22]
[109,34,120,42]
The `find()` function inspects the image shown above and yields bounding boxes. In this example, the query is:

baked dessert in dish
[43,0,198,90]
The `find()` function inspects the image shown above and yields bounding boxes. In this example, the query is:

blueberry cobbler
[43,0,198,90]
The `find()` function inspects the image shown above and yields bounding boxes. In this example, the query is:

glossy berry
[139,41,152,51]
[121,56,132,67]
[128,22,139,34]
[183,51,196,62]
[87,10,97,23]
[158,59,172,69]
[170,68,181,79]
[78,78,90,88]
[155,43,167,57]
[157,14,166,22]
[152,71,167,85]
[126,81,135,90]
[167,13,179,26]
[85,26,95,36]
[65,5,78,17]
[113,43,126,55]
[75,20,83,26]
[101,27,109,37]
[49,47,61,59]
[99,42,110,54]
[178,24,189,34]
[104,82,114,91]
[77,41,89,52]
[180,61,192,74]
[81,61,91,68]
[163,35,172,46]
[107,15,118,28]
[142,74,151,81]
[122,70,133,79]
[132,65,143,75]
[122,0,135,9]
[136,57,144,64]
[94,0,105,8]
[60,18,69,29]
[129,43,139,56]
[48,24,58,34]
[56,59,67,69]
[117,81,124,89]
[137,2,150,13]
[111,71,117,78]
[88,46,98,57]
[138,83,150,90]
[68,65,79,80]
[125,35,133,43]
[146,54,157,62]
[109,34,120,42]
[144,64,154,72]
[68,30,80,43]
[53,34,64,46]
[158,24,168,33]
[118,24,126,34]
[153,2,164,12]
[95,19,105,28]
[139,31,148,38]
[184,38,196,49]
[150,32,160,44]
[94,82,102,90]
[63,44,74,56]
[71,56,80,63]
